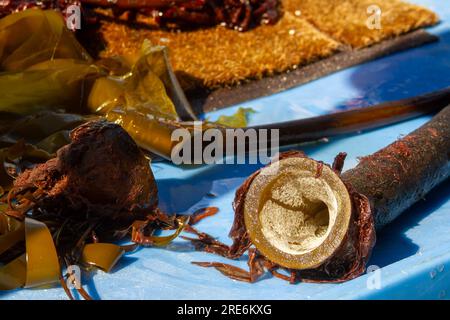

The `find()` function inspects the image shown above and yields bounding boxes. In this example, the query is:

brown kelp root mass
[189,105,450,283]
[8,120,158,233]
[15,121,155,211]
[0,0,281,31]
[0,120,192,297]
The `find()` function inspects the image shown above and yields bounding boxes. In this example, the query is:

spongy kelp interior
[260,172,338,255]
[86,0,438,89]
[243,156,354,270]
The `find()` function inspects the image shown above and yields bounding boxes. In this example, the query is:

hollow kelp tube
[341,105,450,229]
[192,105,450,282]
[247,105,450,281]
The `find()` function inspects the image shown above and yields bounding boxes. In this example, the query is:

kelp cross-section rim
[243,157,353,270]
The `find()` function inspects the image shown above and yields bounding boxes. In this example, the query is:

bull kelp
[189,105,450,282]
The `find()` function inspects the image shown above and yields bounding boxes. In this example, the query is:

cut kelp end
[187,151,375,282]
[233,106,450,281]
[242,155,355,270]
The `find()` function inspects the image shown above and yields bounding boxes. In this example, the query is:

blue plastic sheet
[1,0,449,300]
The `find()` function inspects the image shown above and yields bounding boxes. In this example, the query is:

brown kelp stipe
[189,104,450,283]
[250,86,450,147]
[133,87,450,161]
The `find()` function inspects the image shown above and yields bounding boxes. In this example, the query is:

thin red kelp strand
[332,152,347,174]
[269,269,291,282]
[62,256,94,300]
[183,224,251,259]
[5,185,41,219]
[192,251,294,284]
[182,226,231,252]
[191,262,253,283]
[76,286,93,300]
[59,274,75,300]
[188,207,219,225]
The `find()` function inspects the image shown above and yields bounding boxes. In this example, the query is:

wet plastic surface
[1,0,449,300]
